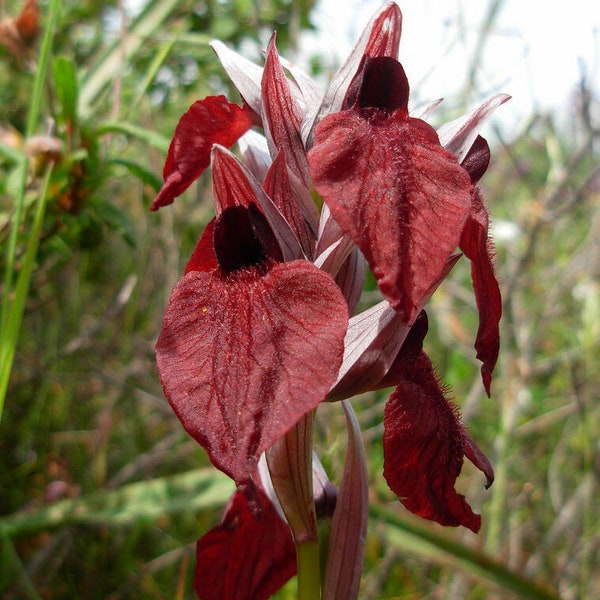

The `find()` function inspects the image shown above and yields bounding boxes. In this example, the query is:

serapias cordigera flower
[152,3,507,598]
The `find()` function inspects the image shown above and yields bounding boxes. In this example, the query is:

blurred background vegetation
[0,0,597,598]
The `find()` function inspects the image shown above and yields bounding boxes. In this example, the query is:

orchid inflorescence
[151,3,508,598]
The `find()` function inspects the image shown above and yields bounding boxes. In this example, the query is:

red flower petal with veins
[195,489,296,600]
[155,260,348,486]
[460,187,501,395]
[263,150,315,257]
[383,351,486,533]
[310,106,471,324]
[262,35,310,187]
[310,57,471,324]
[457,137,501,394]
[151,96,253,210]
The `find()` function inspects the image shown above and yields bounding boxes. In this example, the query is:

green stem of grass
[0,166,53,418]
[296,540,321,600]
[370,504,560,600]
[0,0,60,422]
[485,389,520,556]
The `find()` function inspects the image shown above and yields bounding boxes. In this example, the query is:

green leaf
[53,56,79,128]
[109,157,163,191]
[78,0,182,118]
[98,120,170,154]
[0,469,234,538]
[0,167,53,421]
[369,504,561,600]
[0,142,24,165]
[0,0,60,422]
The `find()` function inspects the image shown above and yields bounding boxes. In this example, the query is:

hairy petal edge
[460,188,501,395]
[383,351,491,533]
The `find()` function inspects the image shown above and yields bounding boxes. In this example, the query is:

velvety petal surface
[195,488,296,600]
[310,108,472,324]
[459,187,501,395]
[151,96,253,210]
[155,261,348,486]
[383,350,486,533]
[263,150,315,257]
[262,35,310,187]
[185,218,218,274]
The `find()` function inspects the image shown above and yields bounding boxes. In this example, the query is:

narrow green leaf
[0,530,44,599]
[109,157,163,191]
[126,29,181,116]
[0,166,53,422]
[0,0,60,423]
[78,0,181,117]
[0,142,24,165]
[1,469,234,538]
[53,56,79,127]
[369,504,561,600]
[98,120,170,154]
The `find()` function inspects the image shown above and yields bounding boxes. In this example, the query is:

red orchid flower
[152,3,507,598]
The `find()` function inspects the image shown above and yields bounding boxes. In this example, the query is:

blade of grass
[78,0,181,118]
[0,469,234,538]
[126,26,181,117]
[0,0,61,422]
[0,142,24,164]
[369,503,560,600]
[97,121,171,153]
[0,166,53,418]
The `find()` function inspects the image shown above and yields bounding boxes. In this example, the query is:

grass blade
[0,166,53,417]
[0,0,61,421]
[370,504,560,600]
[0,469,233,538]
[78,0,182,118]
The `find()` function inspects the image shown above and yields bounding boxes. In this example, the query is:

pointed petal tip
[150,96,253,211]
[482,369,492,397]
[463,431,494,489]
[150,171,182,211]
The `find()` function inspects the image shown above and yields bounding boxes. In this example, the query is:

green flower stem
[296,539,321,600]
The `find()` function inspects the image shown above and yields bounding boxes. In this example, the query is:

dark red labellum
[213,204,282,274]
[345,55,410,115]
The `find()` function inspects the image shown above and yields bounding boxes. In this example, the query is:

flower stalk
[296,540,321,600]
